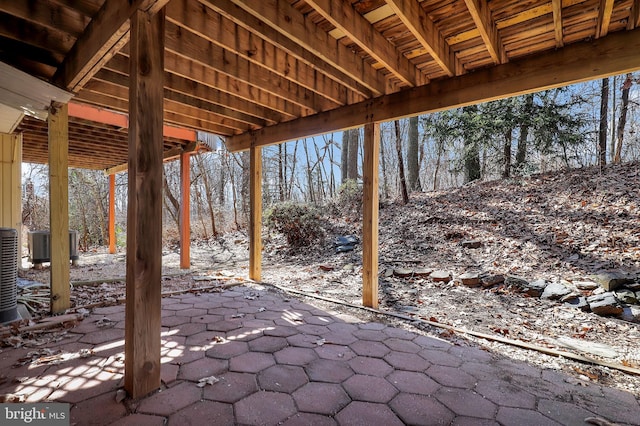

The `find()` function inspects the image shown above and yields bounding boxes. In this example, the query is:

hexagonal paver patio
[0,284,638,425]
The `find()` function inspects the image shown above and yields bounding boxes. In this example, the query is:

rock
[587,292,624,316]
[459,273,481,288]
[394,268,413,278]
[574,280,599,290]
[342,264,354,271]
[506,276,548,297]
[335,235,359,246]
[614,289,638,304]
[431,270,451,283]
[541,282,571,300]
[591,271,634,291]
[461,240,482,249]
[560,292,580,303]
[505,275,529,287]
[482,274,504,288]
[565,296,590,312]
[627,282,640,291]
[620,306,640,322]
[592,287,606,295]
[335,245,355,253]
[413,268,432,278]
[383,268,394,278]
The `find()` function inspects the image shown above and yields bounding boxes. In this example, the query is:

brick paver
[0,285,636,426]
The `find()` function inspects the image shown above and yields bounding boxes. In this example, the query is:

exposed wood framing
[203,0,374,98]
[249,145,262,281]
[226,27,640,151]
[597,0,616,38]
[124,8,165,399]
[304,0,425,87]
[53,0,170,92]
[180,151,191,269]
[228,0,388,96]
[385,0,455,77]
[463,0,506,64]
[552,0,563,47]
[362,123,380,308]
[109,174,116,254]
[48,102,70,314]
[105,141,199,175]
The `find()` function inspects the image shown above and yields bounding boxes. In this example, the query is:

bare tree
[394,120,409,204]
[407,116,422,191]
[614,73,633,163]
[598,77,609,169]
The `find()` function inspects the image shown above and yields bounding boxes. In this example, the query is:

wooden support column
[179,151,191,269]
[124,8,164,399]
[362,123,380,308]
[108,174,116,254]
[249,145,262,281]
[48,102,70,314]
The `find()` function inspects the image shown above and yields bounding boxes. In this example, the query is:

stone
[587,292,624,316]
[431,270,451,283]
[541,282,571,300]
[461,240,482,249]
[393,268,413,278]
[627,282,640,291]
[481,274,504,288]
[459,273,481,288]
[564,296,590,312]
[505,275,529,287]
[574,281,599,290]
[413,268,432,277]
[620,306,640,322]
[554,336,619,359]
[560,292,580,303]
[383,269,394,278]
[591,271,634,291]
[614,289,637,304]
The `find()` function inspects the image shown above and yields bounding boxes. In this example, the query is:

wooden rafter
[227,0,388,96]
[226,27,640,151]
[463,0,505,64]
[304,0,425,87]
[385,0,456,77]
[166,0,356,107]
[53,0,170,92]
[597,0,616,38]
[552,0,563,47]
[203,0,374,98]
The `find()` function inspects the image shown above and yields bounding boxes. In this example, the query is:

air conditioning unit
[28,230,79,266]
[0,228,19,323]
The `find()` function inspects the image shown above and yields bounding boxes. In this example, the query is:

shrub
[264,202,324,247]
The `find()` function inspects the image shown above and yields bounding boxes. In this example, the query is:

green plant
[264,202,324,248]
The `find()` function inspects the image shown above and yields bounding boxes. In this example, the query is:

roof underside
[1,0,639,169]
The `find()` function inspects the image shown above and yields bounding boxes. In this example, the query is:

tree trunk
[394,120,409,204]
[503,128,513,178]
[598,77,609,169]
[407,116,422,191]
[516,93,533,169]
[614,73,633,164]
[347,128,359,180]
[380,133,389,200]
[195,154,218,237]
[278,143,285,201]
[163,170,180,228]
[341,130,349,184]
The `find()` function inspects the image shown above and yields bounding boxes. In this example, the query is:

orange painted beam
[109,174,116,254]
[179,151,191,269]
[68,102,197,141]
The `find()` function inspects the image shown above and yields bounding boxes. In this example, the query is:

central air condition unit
[0,228,19,323]
[28,230,79,266]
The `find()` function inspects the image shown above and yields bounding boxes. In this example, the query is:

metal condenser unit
[0,228,19,323]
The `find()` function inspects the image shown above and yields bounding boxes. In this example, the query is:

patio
[0,284,638,425]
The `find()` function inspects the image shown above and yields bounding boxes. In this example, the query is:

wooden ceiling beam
[105,52,289,123]
[597,0,615,38]
[52,0,170,92]
[202,0,374,98]
[164,21,335,113]
[225,27,640,151]
[0,0,89,37]
[228,0,390,95]
[304,0,425,87]
[167,0,357,106]
[105,141,200,175]
[552,0,563,47]
[463,0,506,64]
[385,0,456,77]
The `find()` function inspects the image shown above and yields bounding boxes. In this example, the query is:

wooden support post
[124,8,164,399]
[108,174,116,254]
[249,145,262,281]
[48,102,70,314]
[362,123,380,308]
[179,151,190,269]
